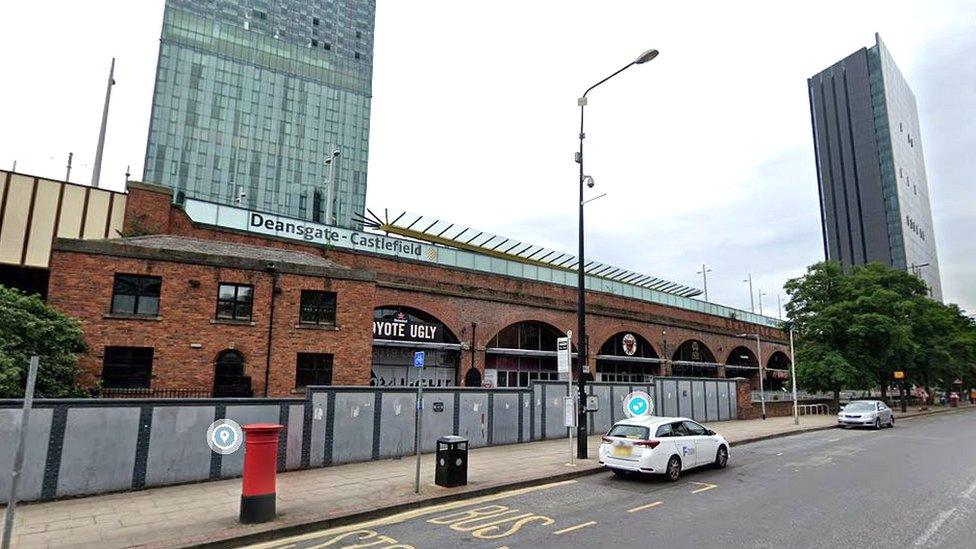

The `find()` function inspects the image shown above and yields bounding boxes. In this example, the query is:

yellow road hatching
[246,479,577,549]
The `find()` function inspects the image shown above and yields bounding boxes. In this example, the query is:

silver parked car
[838,400,894,429]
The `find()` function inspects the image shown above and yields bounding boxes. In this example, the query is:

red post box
[240,423,283,524]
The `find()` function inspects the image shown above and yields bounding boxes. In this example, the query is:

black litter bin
[435,436,468,487]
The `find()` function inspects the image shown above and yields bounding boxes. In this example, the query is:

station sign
[557,337,571,374]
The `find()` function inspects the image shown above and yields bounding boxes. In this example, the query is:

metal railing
[797,403,831,415]
[751,390,832,403]
[100,388,212,399]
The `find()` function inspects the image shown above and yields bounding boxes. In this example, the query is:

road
[249,410,976,549]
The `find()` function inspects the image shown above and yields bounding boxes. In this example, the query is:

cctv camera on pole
[324,146,340,225]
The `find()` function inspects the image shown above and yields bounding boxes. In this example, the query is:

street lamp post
[697,264,712,301]
[789,327,799,425]
[758,290,766,317]
[739,333,766,420]
[743,273,754,313]
[575,48,658,460]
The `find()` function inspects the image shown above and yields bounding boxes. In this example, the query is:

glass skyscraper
[144,0,375,228]
[808,34,942,300]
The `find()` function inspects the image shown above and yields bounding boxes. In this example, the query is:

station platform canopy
[357,209,702,298]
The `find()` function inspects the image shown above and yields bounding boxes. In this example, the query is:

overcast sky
[1,1,973,315]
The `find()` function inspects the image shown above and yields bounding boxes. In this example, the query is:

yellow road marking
[627,500,663,513]
[553,521,597,535]
[690,481,717,494]
[246,479,578,548]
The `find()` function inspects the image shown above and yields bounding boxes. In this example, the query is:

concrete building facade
[808,33,942,299]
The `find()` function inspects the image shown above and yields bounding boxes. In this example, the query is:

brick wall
[70,182,794,392]
[47,250,374,396]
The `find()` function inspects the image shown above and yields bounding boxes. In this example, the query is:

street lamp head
[634,49,660,64]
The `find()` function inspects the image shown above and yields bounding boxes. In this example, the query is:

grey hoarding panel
[728,383,738,419]
[221,405,280,477]
[677,381,692,419]
[692,381,706,422]
[145,406,215,486]
[420,392,455,453]
[309,392,330,466]
[543,384,569,439]
[491,393,519,445]
[286,404,305,469]
[58,407,140,497]
[591,385,611,434]
[662,379,678,417]
[458,393,489,448]
[705,382,719,422]
[717,382,730,421]
[0,408,52,503]
[654,383,663,418]
[532,385,542,440]
[332,393,375,464]
[521,393,531,441]
[378,393,417,458]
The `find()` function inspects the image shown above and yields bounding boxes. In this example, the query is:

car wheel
[666,456,681,482]
[714,446,728,469]
[874,418,881,430]
[611,469,628,478]
[889,416,895,428]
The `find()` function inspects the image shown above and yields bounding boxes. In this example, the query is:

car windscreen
[607,424,650,440]
[844,402,876,412]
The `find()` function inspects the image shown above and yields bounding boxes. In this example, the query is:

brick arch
[372,304,461,343]
[485,319,574,351]
[767,350,791,369]
[726,346,758,367]
[671,338,717,363]
[595,330,660,359]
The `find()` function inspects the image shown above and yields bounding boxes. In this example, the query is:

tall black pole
[576,101,588,459]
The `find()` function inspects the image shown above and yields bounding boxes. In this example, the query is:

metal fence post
[2,355,39,549]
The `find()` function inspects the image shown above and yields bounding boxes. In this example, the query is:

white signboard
[563,396,576,428]
[557,337,571,374]
[183,199,437,261]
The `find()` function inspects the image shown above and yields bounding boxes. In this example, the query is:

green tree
[784,261,927,400]
[0,284,88,398]
[794,344,862,406]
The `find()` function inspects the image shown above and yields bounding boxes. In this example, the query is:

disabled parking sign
[623,391,654,418]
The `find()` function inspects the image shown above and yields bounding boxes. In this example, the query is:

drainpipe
[263,264,279,397]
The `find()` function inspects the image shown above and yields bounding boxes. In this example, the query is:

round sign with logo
[623,391,654,418]
[622,333,638,356]
[206,419,243,455]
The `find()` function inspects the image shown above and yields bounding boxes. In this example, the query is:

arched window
[486,321,568,387]
[596,332,660,382]
[725,346,758,378]
[213,350,252,397]
[371,306,460,387]
[765,351,792,391]
[671,340,718,378]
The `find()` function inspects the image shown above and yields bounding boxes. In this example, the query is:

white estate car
[599,416,730,481]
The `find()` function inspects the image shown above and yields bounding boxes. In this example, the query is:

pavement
[1,405,971,548]
[244,406,976,549]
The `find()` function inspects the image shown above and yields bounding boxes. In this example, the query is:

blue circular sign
[623,391,654,418]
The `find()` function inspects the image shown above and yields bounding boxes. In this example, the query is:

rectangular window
[102,347,154,389]
[299,290,337,325]
[111,274,162,316]
[216,283,254,321]
[295,353,333,388]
